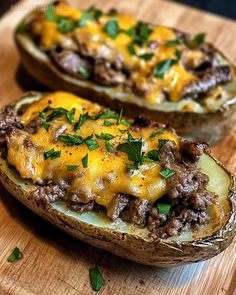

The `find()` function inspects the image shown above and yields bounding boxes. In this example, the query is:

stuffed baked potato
[0,91,235,267]
[15,1,236,144]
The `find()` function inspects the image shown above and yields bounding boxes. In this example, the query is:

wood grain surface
[0,1,236,294]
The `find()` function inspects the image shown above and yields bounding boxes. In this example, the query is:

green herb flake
[105,140,113,152]
[16,21,28,34]
[192,32,206,46]
[157,203,171,215]
[82,153,88,168]
[96,133,115,141]
[117,138,142,162]
[58,17,77,33]
[57,134,85,146]
[99,110,117,120]
[175,48,181,60]
[104,19,120,39]
[7,247,23,263]
[44,107,68,122]
[86,138,99,151]
[150,129,164,137]
[158,139,169,149]
[103,120,114,126]
[78,11,93,27]
[89,266,105,292]
[66,108,76,124]
[159,169,175,180]
[41,120,50,132]
[78,67,91,79]
[66,165,79,171]
[127,21,153,47]
[74,112,91,131]
[44,148,61,160]
[138,52,154,61]
[128,44,137,55]
[146,150,160,161]
[45,3,57,22]
[116,108,123,125]
[164,39,182,47]
[87,6,103,20]
[126,162,140,171]
[153,59,177,78]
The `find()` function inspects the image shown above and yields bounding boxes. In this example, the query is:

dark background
[0,0,235,20]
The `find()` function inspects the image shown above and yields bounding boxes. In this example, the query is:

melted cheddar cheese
[7,92,179,208]
[29,3,197,103]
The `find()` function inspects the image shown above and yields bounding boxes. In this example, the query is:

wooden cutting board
[0,1,235,294]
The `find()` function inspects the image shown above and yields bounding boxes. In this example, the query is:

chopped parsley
[86,138,99,151]
[89,266,105,292]
[45,3,57,22]
[127,44,154,60]
[87,6,103,20]
[7,247,23,263]
[78,11,93,27]
[159,169,175,180]
[127,21,153,47]
[153,58,177,78]
[192,32,206,46]
[42,107,68,122]
[104,19,120,39]
[78,67,91,79]
[146,150,160,161]
[99,110,117,120]
[150,129,164,137]
[117,136,142,162]
[116,108,123,125]
[57,17,77,33]
[105,140,113,152]
[66,165,79,171]
[41,120,50,132]
[126,162,140,170]
[66,108,76,124]
[103,120,114,126]
[57,134,87,146]
[157,203,171,215]
[82,153,88,168]
[16,21,28,34]
[44,148,61,160]
[74,112,91,131]
[158,139,169,149]
[96,133,115,140]
[165,39,182,47]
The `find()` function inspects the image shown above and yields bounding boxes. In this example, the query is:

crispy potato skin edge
[15,31,236,145]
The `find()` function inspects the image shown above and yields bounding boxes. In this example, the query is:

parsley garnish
[74,112,91,131]
[7,247,23,263]
[86,138,99,151]
[105,140,113,152]
[66,108,76,124]
[127,21,153,47]
[103,120,114,126]
[128,44,136,55]
[104,19,120,39]
[66,165,79,171]
[116,109,123,125]
[58,134,86,146]
[157,203,171,215]
[96,133,115,140]
[16,21,28,34]
[58,17,77,33]
[158,139,169,149]
[44,148,61,160]
[192,32,206,46]
[139,52,154,61]
[43,107,68,122]
[87,6,103,20]
[82,153,88,168]
[126,162,140,170]
[78,67,91,79]
[159,169,175,180]
[153,59,177,78]
[117,136,142,162]
[150,129,164,137]
[99,110,117,120]
[78,11,93,27]
[165,39,182,47]
[146,150,160,161]
[45,3,57,22]
[89,266,105,292]
[41,120,50,132]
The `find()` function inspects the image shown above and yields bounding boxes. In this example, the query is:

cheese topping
[29,3,198,103]
[7,92,179,208]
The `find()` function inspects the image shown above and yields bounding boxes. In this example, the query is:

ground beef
[120,198,150,227]
[50,49,93,79]
[132,114,151,127]
[70,201,95,213]
[33,183,67,205]
[24,116,42,134]
[107,194,129,220]
[0,105,22,143]
[181,65,232,99]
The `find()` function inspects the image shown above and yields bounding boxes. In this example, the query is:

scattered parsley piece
[99,110,117,120]
[57,134,86,146]
[44,148,61,160]
[86,138,99,151]
[158,139,169,149]
[41,120,50,132]
[82,153,88,168]
[105,140,113,152]
[78,67,91,79]
[96,133,115,140]
[74,112,90,131]
[89,266,105,292]
[127,21,153,46]
[103,120,114,126]
[7,247,23,263]
[150,129,164,137]
[117,138,142,162]
[165,39,182,47]
[66,165,79,171]
[138,52,154,61]
[87,6,103,20]
[141,156,154,163]
[16,21,28,33]
[146,150,160,161]
[58,17,77,33]
[104,19,120,39]
[159,169,175,180]
[44,107,68,122]
[78,11,93,27]
[116,109,123,125]
[175,48,181,60]
[157,203,171,215]
[126,162,140,171]
[66,108,76,124]
[45,3,57,22]
[128,44,136,55]
[192,32,206,46]
[153,58,177,78]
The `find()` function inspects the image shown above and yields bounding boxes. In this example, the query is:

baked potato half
[0,91,235,267]
[15,2,236,144]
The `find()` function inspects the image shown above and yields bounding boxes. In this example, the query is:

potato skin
[0,120,235,268]
[15,32,236,145]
